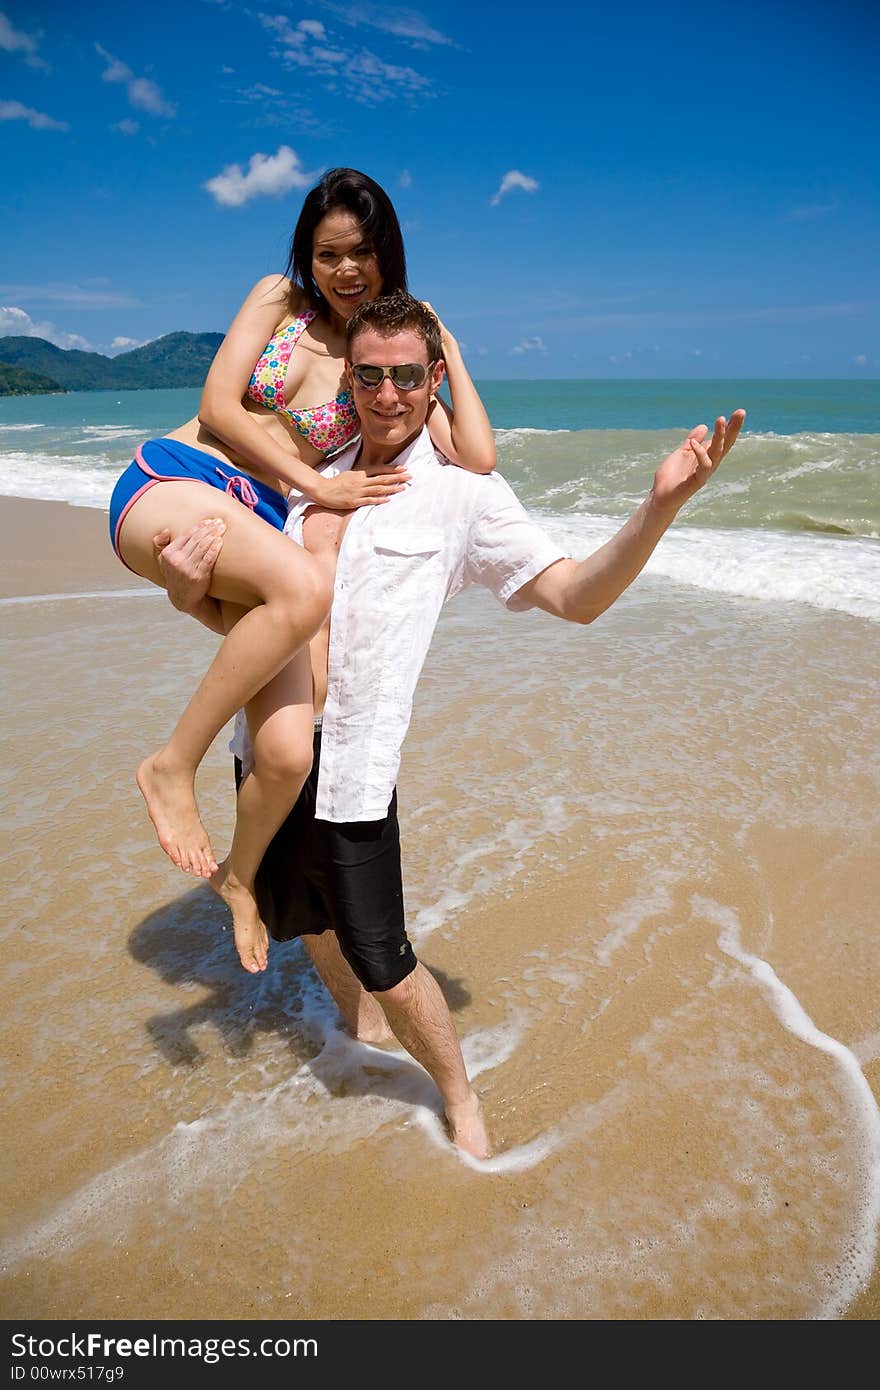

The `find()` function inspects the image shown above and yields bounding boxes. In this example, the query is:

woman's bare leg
[117,481,330,878]
[212,634,315,973]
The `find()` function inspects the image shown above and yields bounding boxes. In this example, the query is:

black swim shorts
[235,730,417,993]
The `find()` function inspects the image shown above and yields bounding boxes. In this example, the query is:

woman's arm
[199,276,329,497]
[423,304,496,474]
[199,277,407,509]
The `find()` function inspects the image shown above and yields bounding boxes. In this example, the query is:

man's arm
[153,520,227,635]
[518,412,744,623]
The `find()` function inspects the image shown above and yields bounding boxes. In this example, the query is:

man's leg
[303,931,394,1045]
[305,933,487,1154]
[267,764,489,1158]
[375,963,488,1159]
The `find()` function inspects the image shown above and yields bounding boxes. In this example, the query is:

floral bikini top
[247,308,359,453]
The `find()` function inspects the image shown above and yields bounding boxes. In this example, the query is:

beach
[1,485,878,1320]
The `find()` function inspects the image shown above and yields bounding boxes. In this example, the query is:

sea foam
[541,513,880,623]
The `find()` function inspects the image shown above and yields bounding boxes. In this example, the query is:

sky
[1,0,878,378]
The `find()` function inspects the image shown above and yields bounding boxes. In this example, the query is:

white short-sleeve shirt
[232,426,567,822]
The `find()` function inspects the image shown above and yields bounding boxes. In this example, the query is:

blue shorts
[109,438,288,570]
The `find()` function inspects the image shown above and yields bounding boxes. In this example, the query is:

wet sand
[1,497,878,1320]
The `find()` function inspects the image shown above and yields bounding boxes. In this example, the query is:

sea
[1,379,878,622]
[2,379,879,1320]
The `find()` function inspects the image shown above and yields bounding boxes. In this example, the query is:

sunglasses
[350,362,435,391]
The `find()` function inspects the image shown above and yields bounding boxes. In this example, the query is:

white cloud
[491,170,539,206]
[853,354,868,367]
[399,169,412,188]
[0,283,140,308]
[128,77,175,116]
[261,16,326,48]
[510,336,547,356]
[0,10,48,69]
[311,46,347,65]
[203,144,317,207]
[96,46,131,83]
[315,3,454,47]
[345,49,431,101]
[230,84,330,135]
[110,337,143,353]
[261,14,433,103]
[113,118,140,136]
[0,100,68,131]
[0,305,34,333]
[96,44,177,118]
[0,305,92,350]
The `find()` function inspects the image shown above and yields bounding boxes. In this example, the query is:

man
[158,292,744,1159]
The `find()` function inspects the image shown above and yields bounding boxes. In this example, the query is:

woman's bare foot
[136,752,217,878]
[210,860,269,974]
[445,1089,490,1159]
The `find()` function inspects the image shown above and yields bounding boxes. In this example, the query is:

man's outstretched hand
[153,518,224,619]
[651,409,746,515]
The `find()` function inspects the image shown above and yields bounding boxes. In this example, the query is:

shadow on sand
[128,886,472,1113]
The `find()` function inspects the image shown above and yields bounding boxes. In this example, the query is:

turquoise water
[478,379,880,434]
[1,378,878,433]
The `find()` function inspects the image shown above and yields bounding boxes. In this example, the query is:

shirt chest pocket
[369,525,446,598]
[371,526,444,558]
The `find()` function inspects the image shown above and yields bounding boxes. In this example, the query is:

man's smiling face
[346,327,445,458]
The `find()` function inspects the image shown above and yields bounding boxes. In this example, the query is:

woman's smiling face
[311,209,383,320]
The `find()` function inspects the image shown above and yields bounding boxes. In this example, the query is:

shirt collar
[320,424,436,479]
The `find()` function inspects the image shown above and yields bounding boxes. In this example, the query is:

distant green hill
[0,362,65,395]
[0,332,225,392]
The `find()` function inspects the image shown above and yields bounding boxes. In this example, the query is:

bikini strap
[284,307,317,348]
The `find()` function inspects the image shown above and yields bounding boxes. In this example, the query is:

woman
[109,168,496,971]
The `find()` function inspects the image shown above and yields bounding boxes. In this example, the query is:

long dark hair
[285,169,408,312]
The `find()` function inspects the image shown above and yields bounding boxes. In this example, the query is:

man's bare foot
[445,1089,490,1159]
[136,752,217,878]
[210,860,268,974]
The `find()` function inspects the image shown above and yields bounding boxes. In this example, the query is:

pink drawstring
[217,469,259,511]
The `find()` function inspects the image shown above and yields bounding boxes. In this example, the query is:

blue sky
[1,0,878,377]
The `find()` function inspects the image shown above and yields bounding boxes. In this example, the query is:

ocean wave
[76,426,144,440]
[539,512,880,623]
[495,426,572,440]
[744,430,880,444]
[498,427,880,444]
[0,451,117,509]
[774,513,878,538]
